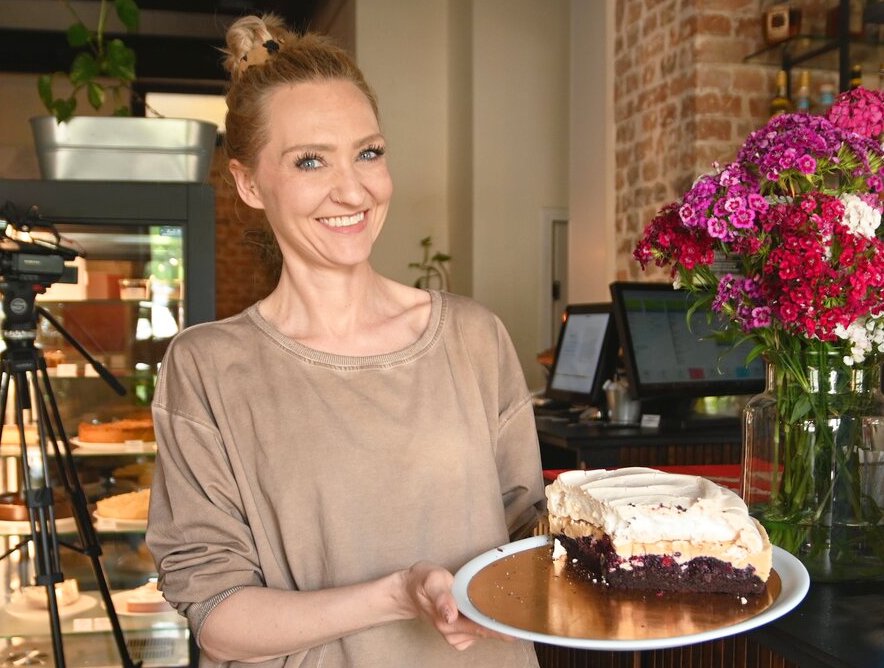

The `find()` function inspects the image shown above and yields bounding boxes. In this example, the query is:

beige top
[147,290,544,667]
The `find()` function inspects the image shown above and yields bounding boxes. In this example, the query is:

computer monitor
[609,282,765,404]
[545,303,619,409]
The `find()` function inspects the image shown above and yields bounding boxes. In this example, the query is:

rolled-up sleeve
[146,344,265,638]
[492,318,546,539]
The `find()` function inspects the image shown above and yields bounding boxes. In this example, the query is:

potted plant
[37,0,139,122]
[408,236,452,291]
[30,0,217,182]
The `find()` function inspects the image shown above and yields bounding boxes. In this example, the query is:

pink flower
[827,87,884,140]
[634,88,884,361]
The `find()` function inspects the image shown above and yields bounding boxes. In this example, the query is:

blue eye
[295,153,323,170]
[358,144,386,161]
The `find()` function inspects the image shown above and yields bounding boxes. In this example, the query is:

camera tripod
[0,281,140,668]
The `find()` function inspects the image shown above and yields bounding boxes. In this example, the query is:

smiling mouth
[318,211,365,228]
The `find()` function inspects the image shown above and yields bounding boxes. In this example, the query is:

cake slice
[546,467,772,594]
[125,581,172,614]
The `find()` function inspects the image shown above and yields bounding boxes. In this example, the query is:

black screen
[545,303,618,407]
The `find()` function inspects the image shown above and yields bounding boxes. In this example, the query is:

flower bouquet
[634,87,884,581]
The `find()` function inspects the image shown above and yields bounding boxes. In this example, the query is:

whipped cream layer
[546,467,771,578]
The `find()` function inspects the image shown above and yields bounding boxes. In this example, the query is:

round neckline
[246,289,445,369]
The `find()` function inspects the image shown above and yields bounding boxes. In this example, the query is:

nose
[329,164,365,206]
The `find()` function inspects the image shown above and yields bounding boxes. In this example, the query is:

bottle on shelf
[770,69,793,117]
[818,83,836,114]
[795,70,812,113]
[850,64,863,89]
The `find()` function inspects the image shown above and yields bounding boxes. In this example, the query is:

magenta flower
[827,87,884,141]
[634,87,884,351]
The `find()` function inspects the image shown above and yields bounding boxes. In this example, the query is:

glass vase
[741,351,884,581]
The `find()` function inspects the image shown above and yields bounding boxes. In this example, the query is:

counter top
[751,579,884,668]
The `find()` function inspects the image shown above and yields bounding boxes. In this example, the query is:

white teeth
[320,212,364,228]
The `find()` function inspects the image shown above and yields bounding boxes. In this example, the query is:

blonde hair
[222,13,379,169]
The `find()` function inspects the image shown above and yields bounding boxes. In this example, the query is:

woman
[146,14,545,667]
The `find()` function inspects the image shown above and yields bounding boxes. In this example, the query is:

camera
[0,201,79,287]
[0,202,81,339]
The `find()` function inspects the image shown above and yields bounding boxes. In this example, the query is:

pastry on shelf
[0,490,73,522]
[0,423,40,446]
[95,488,150,520]
[78,416,155,444]
[112,461,155,487]
[122,581,171,614]
[21,579,80,609]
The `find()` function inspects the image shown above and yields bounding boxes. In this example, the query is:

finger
[441,614,512,642]
[435,595,458,624]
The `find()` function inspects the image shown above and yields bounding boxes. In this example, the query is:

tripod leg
[8,365,67,668]
[33,360,142,668]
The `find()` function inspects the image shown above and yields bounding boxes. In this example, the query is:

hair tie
[241,38,283,71]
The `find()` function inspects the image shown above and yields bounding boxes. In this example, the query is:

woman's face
[232,79,392,271]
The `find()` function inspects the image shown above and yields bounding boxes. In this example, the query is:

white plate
[3,592,98,621]
[110,589,175,616]
[452,535,810,651]
[0,516,77,535]
[92,512,147,531]
[71,437,156,453]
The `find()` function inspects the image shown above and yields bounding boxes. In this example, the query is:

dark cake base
[555,533,766,595]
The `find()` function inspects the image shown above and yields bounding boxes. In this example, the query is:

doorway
[550,217,568,343]
[540,208,569,354]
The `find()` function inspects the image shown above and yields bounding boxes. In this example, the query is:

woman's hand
[398,561,513,650]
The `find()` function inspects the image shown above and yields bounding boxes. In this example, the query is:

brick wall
[210,152,280,320]
[613,0,834,281]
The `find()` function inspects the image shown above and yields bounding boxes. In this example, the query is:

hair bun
[223,13,289,80]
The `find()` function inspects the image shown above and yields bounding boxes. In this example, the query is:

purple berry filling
[555,533,765,595]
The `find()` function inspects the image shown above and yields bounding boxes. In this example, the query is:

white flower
[839,193,881,239]
[836,317,884,365]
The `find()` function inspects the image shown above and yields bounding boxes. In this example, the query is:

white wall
[355,0,452,292]
[569,0,616,303]
[470,0,569,388]
[355,0,570,389]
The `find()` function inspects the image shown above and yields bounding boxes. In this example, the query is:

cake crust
[79,418,155,443]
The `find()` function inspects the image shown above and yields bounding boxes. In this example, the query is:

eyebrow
[280,133,386,158]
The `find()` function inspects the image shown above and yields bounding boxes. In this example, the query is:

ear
[229,159,265,210]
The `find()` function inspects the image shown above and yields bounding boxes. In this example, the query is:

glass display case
[0,179,214,667]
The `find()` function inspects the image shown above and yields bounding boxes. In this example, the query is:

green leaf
[111,105,131,116]
[86,81,105,110]
[70,52,99,86]
[52,99,77,123]
[114,0,140,31]
[37,75,54,108]
[105,40,136,81]
[789,394,811,422]
[66,22,91,48]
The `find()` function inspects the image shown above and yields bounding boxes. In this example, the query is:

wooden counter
[535,415,742,470]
